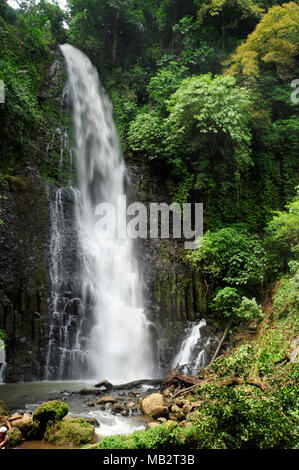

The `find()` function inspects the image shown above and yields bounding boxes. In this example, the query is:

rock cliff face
[128,165,216,376]
[0,171,50,381]
[0,52,214,383]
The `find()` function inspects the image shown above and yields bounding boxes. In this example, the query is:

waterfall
[172,319,210,375]
[60,44,154,383]
[0,338,5,383]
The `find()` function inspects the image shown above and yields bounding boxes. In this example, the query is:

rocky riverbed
[0,376,207,449]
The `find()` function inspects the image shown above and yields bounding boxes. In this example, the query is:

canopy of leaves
[266,187,299,259]
[186,227,268,290]
[211,287,262,323]
[225,2,299,84]
[147,62,189,113]
[166,74,253,171]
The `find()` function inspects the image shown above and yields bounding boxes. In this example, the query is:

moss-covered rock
[33,400,69,436]
[44,418,96,447]
[7,427,23,448]
[0,400,9,417]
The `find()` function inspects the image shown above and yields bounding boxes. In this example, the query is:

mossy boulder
[44,418,96,447]
[7,427,22,448]
[0,400,9,417]
[33,400,69,436]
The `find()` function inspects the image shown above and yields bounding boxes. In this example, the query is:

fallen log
[171,379,212,399]
[92,378,163,392]
[113,379,163,390]
[165,375,198,387]
[95,380,113,390]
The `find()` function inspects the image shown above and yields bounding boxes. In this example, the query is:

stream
[0,380,157,447]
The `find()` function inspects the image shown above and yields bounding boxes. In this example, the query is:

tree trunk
[112,9,120,66]
[210,318,232,364]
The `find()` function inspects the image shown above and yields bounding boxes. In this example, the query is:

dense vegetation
[0,0,298,449]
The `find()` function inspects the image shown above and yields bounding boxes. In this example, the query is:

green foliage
[147,62,188,113]
[226,2,299,84]
[128,109,167,160]
[211,287,262,324]
[21,0,67,44]
[186,227,268,290]
[0,11,52,173]
[166,74,253,172]
[273,271,299,320]
[211,287,241,318]
[0,330,6,341]
[44,418,95,447]
[266,187,299,258]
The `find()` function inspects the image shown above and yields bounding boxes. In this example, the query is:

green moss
[44,418,96,447]
[7,427,23,448]
[33,400,69,436]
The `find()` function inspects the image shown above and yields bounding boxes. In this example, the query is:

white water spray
[172,319,209,374]
[60,44,154,383]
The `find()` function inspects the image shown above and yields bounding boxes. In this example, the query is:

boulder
[170,405,184,421]
[96,396,118,405]
[7,427,23,448]
[146,422,160,430]
[44,418,96,447]
[176,399,189,407]
[82,417,100,427]
[182,403,193,414]
[157,417,167,423]
[150,406,169,418]
[111,403,127,414]
[141,393,164,416]
[33,400,69,436]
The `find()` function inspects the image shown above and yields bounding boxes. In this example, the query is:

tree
[186,226,268,291]
[266,187,299,261]
[166,74,253,173]
[147,62,188,114]
[225,2,299,84]
[210,286,262,362]
[198,0,263,49]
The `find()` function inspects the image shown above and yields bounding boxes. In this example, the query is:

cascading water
[172,319,211,375]
[0,338,5,383]
[60,44,154,383]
